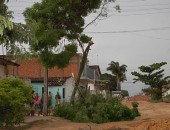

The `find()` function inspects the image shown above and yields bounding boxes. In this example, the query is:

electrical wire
[84,26,170,34]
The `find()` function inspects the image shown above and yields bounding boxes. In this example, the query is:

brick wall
[18,54,80,79]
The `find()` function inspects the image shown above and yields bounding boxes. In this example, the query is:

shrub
[164,94,170,99]
[0,78,33,128]
[121,90,129,98]
[53,94,138,123]
[142,87,162,100]
[132,102,140,117]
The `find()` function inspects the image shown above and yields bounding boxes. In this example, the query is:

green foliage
[142,87,162,100]
[121,90,129,98]
[164,94,170,99]
[107,61,127,91]
[131,62,170,100]
[101,73,117,91]
[54,94,137,123]
[132,102,140,117]
[0,78,33,128]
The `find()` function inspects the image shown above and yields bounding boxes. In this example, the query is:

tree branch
[84,2,106,29]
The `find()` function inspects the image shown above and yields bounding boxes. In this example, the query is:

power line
[84,26,170,34]
[107,10,170,17]
[120,3,170,8]
[131,33,170,41]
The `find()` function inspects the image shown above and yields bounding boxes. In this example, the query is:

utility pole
[43,67,48,116]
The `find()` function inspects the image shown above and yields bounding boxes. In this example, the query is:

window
[63,88,65,98]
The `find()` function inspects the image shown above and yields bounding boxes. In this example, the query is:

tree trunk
[43,67,48,116]
[70,41,94,104]
[117,76,121,91]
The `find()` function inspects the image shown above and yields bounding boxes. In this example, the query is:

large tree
[131,62,170,100]
[24,0,119,104]
[107,61,127,91]
[24,0,80,115]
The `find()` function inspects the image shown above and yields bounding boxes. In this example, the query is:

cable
[84,26,170,34]
[131,33,170,41]
[107,10,170,17]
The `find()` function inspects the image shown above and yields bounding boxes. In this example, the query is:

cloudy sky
[3,0,170,95]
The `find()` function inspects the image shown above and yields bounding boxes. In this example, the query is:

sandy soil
[25,99,170,130]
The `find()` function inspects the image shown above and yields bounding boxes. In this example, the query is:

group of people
[33,91,61,115]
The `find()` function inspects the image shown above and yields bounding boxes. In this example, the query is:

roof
[89,65,101,75]
[28,77,70,86]
[0,57,19,66]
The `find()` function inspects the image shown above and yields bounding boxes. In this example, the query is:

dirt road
[24,100,170,130]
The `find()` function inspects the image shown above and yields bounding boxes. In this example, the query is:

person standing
[55,91,61,107]
[34,93,39,114]
[48,91,52,115]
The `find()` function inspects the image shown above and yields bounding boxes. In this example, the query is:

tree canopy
[131,62,170,99]
[107,61,127,91]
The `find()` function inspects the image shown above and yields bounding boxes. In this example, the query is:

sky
[2,0,170,95]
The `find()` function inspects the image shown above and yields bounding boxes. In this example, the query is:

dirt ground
[25,97,170,130]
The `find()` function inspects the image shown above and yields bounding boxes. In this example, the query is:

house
[0,56,19,78]
[17,54,102,105]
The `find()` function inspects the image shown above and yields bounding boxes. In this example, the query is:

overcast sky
[3,0,170,95]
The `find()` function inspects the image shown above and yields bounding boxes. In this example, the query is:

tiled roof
[29,77,70,86]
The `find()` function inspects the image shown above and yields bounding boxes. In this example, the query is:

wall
[0,65,5,77]
[31,77,75,106]
[63,77,75,102]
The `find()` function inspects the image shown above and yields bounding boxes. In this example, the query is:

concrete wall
[63,77,75,102]
[31,77,75,106]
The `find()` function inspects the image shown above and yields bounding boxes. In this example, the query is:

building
[0,56,19,78]
[17,54,101,105]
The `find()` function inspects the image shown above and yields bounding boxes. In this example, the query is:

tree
[0,78,33,128]
[0,0,30,58]
[101,73,117,91]
[107,61,127,91]
[0,0,13,40]
[69,0,120,103]
[24,0,120,104]
[131,62,170,100]
[24,0,78,115]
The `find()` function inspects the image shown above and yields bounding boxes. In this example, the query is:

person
[55,91,61,107]
[38,97,43,116]
[34,93,39,114]
[48,91,52,115]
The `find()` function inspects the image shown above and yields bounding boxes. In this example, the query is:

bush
[121,90,129,98]
[132,102,140,116]
[53,94,138,123]
[164,94,170,99]
[142,87,162,100]
[0,78,33,128]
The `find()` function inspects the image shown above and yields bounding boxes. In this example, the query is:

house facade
[17,54,101,105]
[0,56,19,78]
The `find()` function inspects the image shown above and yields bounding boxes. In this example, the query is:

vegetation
[101,73,117,91]
[23,0,120,104]
[131,62,170,100]
[24,0,79,114]
[0,0,30,58]
[107,61,127,91]
[0,78,33,128]
[121,90,129,98]
[54,94,139,124]
[132,102,140,117]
